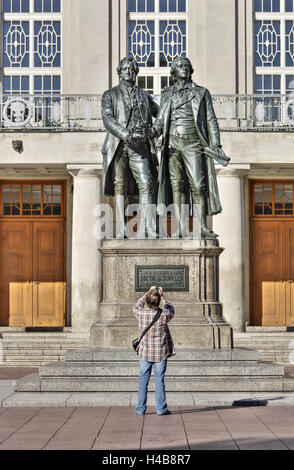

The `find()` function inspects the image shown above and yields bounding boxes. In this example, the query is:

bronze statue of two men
[101,55,230,239]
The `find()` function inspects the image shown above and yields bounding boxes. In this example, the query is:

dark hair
[170,56,194,83]
[146,287,161,309]
[117,56,139,77]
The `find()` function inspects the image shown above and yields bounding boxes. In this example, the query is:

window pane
[3,0,11,12]
[128,0,136,11]
[44,0,51,12]
[138,0,145,12]
[13,0,21,12]
[286,75,294,92]
[273,0,280,12]
[138,76,146,88]
[22,0,30,11]
[147,76,153,88]
[264,0,271,11]
[53,0,60,11]
[264,184,273,214]
[178,0,186,12]
[160,0,167,12]
[34,0,42,11]
[286,0,294,11]
[254,184,263,215]
[147,0,154,11]
[169,0,177,12]
[254,0,262,11]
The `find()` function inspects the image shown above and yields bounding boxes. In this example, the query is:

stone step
[245,326,294,333]
[39,361,284,377]
[13,373,294,393]
[64,347,260,362]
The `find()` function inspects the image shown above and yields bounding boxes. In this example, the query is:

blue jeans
[136,359,168,415]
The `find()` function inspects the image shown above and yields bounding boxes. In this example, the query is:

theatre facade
[1,0,294,364]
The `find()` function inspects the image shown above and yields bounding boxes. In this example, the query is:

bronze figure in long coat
[152,56,230,238]
[102,83,158,197]
[101,57,158,238]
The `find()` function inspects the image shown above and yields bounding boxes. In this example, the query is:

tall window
[2,0,62,95]
[254,0,294,95]
[128,0,187,95]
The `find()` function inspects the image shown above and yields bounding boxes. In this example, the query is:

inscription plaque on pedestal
[135,265,189,292]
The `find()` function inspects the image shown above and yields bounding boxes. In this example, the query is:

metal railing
[1,93,294,131]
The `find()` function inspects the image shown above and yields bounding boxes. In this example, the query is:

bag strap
[138,308,162,344]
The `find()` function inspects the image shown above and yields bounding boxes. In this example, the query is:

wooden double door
[251,220,294,326]
[0,220,65,327]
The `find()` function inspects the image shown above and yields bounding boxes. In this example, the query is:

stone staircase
[0,330,90,366]
[14,348,294,393]
[234,327,294,364]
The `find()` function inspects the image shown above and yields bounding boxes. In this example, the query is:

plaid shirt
[133,294,175,362]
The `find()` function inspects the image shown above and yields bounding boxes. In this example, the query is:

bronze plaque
[135,265,189,292]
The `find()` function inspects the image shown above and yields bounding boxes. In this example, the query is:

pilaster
[213,164,250,332]
[67,164,103,333]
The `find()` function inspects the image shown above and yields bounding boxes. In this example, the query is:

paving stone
[141,407,189,450]
[92,407,143,450]
[216,407,288,450]
[44,407,109,450]
[180,406,238,450]
[0,407,75,450]
[0,408,41,444]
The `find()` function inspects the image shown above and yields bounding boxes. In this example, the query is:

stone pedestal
[91,239,233,349]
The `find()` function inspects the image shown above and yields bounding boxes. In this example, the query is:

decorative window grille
[0,183,63,217]
[3,21,30,67]
[2,1,62,95]
[159,20,186,67]
[254,21,281,67]
[34,21,61,67]
[128,21,155,67]
[254,1,294,97]
[128,0,187,95]
[252,182,294,216]
[286,20,294,66]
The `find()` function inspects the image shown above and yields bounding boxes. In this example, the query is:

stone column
[213,164,250,332]
[67,164,103,333]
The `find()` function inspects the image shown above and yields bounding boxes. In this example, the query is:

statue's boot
[172,191,189,238]
[138,193,157,239]
[115,194,126,239]
[193,195,218,239]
